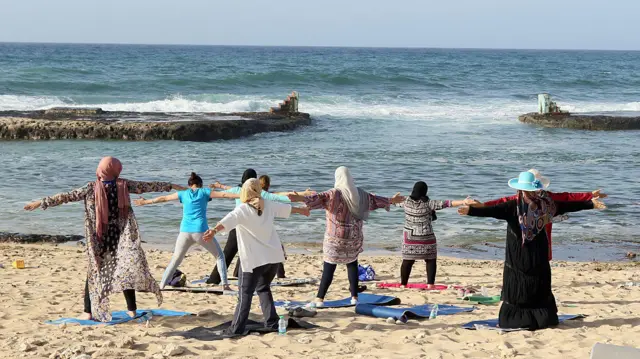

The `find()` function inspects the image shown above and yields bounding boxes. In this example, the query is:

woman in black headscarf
[397,181,473,287]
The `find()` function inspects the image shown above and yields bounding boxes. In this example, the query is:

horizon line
[1,40,639,52]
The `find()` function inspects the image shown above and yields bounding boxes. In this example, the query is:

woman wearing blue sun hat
[458,171,606,330]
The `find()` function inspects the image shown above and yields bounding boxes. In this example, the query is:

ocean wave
[2,94,640,123]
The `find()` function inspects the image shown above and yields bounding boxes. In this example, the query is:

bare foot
[426,284,435,290]
[127,311,137,318]
[79,313,92,320]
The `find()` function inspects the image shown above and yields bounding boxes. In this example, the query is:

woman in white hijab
[288,166,403,306]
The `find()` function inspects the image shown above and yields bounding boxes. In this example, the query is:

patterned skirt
[402,232,437,260]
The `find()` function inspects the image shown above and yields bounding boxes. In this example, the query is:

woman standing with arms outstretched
[288,166,404,306]
[203,178,310,335]
[459,171,605,330]
[134,172,239,290]
[24,157,184,322]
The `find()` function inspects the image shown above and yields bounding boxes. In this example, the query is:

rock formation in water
[0,92,311,142]
[518,113,640,130]
[0,232,83,244]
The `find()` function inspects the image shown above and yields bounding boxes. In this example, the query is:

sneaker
[350,298,358,305]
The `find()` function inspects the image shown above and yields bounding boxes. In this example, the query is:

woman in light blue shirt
[135,172,239,290]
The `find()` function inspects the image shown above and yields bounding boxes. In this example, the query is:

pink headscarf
[95,157,130,240]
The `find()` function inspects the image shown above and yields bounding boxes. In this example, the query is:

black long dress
[468,199,594,330]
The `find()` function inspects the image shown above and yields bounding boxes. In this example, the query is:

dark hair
[259,175,271,191]
[188,172,203,188]
[239,168,258,186]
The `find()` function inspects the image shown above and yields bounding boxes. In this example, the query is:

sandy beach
[0,243,638,359]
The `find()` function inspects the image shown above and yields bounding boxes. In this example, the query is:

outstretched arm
[449,197,478,207]
[274,189,316,196]
[555,199,603,216]
[210,191,240,199]
[24,185,90,211]
[291,206,311,216]
[134,192,179,206]
[459,200,513,221]
[209,181,233,190]
[127,180,183,194]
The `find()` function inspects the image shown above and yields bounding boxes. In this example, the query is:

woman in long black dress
[458,171,605,330]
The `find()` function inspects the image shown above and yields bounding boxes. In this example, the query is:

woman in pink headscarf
[24,157,184,322]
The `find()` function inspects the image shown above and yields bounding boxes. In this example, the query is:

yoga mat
[355,304,474,320]
[376,283,462,290]
[460,295,501,305]
[45,309,192,326]
[462,314,585,331]
[165,318,318,341]
[191,277,317,287]
[275,293,401,310]
[161,287,238,295]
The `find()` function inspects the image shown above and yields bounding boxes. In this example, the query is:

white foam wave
[1,94,639,123]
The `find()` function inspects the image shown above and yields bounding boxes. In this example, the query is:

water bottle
[278,315,287,335]
[481,286,488,297]
[429,304,439,319]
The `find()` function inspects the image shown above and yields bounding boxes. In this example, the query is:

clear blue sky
[1,0,639,50]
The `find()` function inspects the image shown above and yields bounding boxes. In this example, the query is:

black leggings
[317,260,359,299]
[207,229,287,283]
[83,280,136,314]
[401,259,437,285]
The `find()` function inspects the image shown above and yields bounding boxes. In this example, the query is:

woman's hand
[463,197,480,206]
[133,197,148,206]
[299,207,311,217]
[203,229,215,242]
[592,198,607,210]
[458,206,470,215]
[592,189,608,199]
[287,193,304,202]
[390,192,405,204]
[24,201,41,211]
[301,189,316,196]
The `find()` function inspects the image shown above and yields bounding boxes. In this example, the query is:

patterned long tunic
[399,198,451,260]
[40,180,172,322]
[304,189,390,264]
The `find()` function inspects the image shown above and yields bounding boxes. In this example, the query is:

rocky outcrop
[519,113,640,130]
[0,232,83,244]
[0,93,311,142]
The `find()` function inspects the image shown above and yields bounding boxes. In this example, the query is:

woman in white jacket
[204,178,309,334]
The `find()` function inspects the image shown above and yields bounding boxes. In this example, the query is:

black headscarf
[239,168,258,187]
[410,181,437,221]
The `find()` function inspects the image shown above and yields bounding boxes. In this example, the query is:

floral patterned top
[41,180,172,322]
[304,189,390,264]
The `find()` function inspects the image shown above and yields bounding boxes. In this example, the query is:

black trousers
[317,260,359,299]
[83,279,136,314]
[400,259,437,285]
[227,263,279,335]
[207,229,287,283]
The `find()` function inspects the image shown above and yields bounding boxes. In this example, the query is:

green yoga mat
[459,295,501,305]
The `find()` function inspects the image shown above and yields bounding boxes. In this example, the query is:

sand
[0,243,639,359]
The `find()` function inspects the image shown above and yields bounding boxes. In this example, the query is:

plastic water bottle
[429,304,439,319]
[481,286,488,297]
[278,315,287,335]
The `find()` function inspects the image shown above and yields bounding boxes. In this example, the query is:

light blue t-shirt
[223,187,291,207]
[178,188,212,233]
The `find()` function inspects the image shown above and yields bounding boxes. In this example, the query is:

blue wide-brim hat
[508,171,545,191]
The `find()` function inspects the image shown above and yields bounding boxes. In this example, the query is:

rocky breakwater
[0,92,311,141]
[519,112,640,130]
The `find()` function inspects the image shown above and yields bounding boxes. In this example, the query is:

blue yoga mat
[355,304,474,320]
[462,314,585,331]
[45,309,192,326]
[275,293,401,310]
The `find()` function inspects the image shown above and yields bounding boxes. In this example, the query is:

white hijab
[334,166,370,220]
